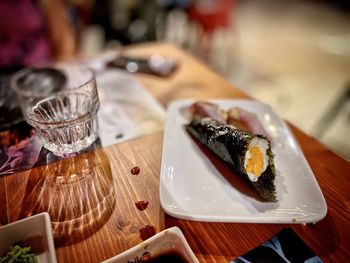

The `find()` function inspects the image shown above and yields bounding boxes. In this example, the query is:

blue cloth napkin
[231,228,323,263]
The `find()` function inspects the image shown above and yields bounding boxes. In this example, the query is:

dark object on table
[0,67,24,130]
[186,117,277,202]
[0,67,67,131]
[231,228,323,263]
[107,55,178,77]
[13,67,67,95]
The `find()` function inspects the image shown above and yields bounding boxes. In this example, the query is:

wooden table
[1,43,349,262]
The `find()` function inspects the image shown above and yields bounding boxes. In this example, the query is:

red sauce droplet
[135,201,149,211]
[140,225,156,240]
[131,166,140,175]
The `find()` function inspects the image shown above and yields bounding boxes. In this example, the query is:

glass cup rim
[11,65,98,127]
[26,92,99,127]
[11,65,96,98]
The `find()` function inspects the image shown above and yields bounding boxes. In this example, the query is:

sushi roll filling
[244,138,269,182]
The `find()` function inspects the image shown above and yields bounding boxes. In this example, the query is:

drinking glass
[11,65,100,155]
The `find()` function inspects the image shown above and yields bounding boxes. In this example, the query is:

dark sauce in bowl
[141,251,190,263]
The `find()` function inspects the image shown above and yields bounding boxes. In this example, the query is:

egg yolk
[246,146,264,177]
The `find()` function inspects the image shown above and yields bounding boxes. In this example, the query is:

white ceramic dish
[160,99,327,223]
[102,226,199,263]
[0,212,57,263]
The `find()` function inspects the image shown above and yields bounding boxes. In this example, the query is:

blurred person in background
[0,0,76,68]
[0,0,78,130]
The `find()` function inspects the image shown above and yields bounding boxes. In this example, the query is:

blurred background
[1,0,349,159]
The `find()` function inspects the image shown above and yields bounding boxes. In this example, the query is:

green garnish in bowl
[0,245,38,263]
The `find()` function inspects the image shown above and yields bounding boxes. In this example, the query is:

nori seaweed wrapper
[186,118,277,202]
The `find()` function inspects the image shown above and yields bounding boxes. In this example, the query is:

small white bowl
[103,226,199,263]
[0,212,57,263]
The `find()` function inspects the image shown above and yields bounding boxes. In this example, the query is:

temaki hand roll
[186,117,277,202]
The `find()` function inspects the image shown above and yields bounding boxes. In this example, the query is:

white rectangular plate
[160,99,327,223]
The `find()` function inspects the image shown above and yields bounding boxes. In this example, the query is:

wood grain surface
[1,43,349,262]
